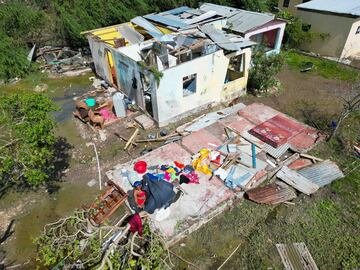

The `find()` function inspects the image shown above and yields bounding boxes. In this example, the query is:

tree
[0,93,59,195]
[276,11,324,49]
[328,84,360,140]
[35,210,169,269]
[248,49,284,94]
[229,0,277,12]
[0,1,47,80]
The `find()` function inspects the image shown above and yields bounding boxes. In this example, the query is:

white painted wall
[88,36,113,84]
[244,21,286,54]
[343,19,360,58]
[116,43,142,61]
[155,50,229,126]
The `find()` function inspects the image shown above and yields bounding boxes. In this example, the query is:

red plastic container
[134,160,147,174]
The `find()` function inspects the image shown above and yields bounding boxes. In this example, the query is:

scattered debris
[246,181,297,205]
[35,46,90,76]
[276,242,319,270]
[249,114,305,148]
[300,61,314,72]
[104,102,343,245]
[134,114,155,130]
[124,128,140,150]
[277,166,319,195]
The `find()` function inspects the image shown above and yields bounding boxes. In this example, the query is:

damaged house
[83,4,285,127]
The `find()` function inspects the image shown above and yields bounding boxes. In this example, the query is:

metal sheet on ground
[249,115,304,148]
[277,166,319,195]
[246,181,296,205]
[298,160,344,187]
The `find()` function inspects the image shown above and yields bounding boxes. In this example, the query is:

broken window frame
[182,73,197,97]
[225,53,246,83]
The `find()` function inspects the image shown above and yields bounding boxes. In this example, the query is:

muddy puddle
[2,180,99,266]
[52,84,89,123]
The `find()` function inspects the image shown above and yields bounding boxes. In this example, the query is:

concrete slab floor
[106,142,237,244]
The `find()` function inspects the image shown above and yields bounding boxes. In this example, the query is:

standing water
[0,72,103,267]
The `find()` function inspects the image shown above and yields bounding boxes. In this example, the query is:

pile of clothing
[125,160,200,214]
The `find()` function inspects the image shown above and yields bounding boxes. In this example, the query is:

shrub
[0,93,59,194]
[277,11,325,49]
[248,50,284,94]
[0,33,32,81]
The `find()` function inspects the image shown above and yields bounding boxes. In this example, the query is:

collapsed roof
[200,3,276,34]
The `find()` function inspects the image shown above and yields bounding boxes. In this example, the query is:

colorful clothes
[134,190,146,207]
[129,213,143,236]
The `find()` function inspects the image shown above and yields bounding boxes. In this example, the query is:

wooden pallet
[88,180,128,225]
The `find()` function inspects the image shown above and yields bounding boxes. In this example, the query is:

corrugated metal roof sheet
[298,160,344,187]
[144,14,189,29]
[226,11,274,33]
[200,3,240,17]
[263,143,290,159]
[276,243,319,270]
[246,181,297,205]
[200,3,275,33]
[117,25,144,44]
[297,0,360,17]
[164,6,191,15]
[277,166,319,195]
[131,16,163,35]
[199,24,241,51]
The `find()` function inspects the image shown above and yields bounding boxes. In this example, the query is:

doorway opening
[104,48,118,87]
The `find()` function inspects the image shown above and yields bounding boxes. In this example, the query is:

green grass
[283,51,360,82]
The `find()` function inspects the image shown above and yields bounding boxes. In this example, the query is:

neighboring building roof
[200,3,275,33]
[297,0,360,17]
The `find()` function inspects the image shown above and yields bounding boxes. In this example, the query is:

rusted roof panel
[276,242,319,270]
[246,181,296,205]
[298,160,344,187]
[277,166,319,195]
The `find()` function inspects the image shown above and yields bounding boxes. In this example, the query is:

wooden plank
[124,128,139,150]
[299,153,323,162]
[294,243,319,270]
[276,243,319,270]
[277,166,319,195]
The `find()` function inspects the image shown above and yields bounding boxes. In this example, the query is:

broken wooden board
[134,114,154,130]
[277,166,319,195]
[276,242,319,270]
